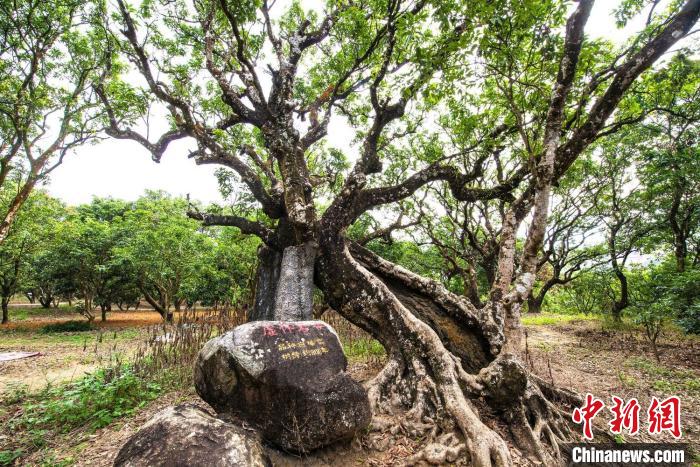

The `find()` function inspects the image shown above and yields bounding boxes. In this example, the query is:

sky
[43,1,663,206]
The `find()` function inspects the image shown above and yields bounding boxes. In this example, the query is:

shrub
[546,271,613,315]
[39,320,93,333]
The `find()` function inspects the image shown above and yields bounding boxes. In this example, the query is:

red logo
[609,396,640,435]
[573,395,682,440]
[648,396,681,438]
[572,393,605,440]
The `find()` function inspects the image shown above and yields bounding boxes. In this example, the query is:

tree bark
[39,295,53,309]
[141,288,170,322]
[612,268,629,322]
[674,239,687,273]
[313,235,580,465]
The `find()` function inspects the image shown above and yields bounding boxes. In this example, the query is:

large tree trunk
[272,242,316,321]
[39,294,53,309]
[141,288,172,322]
[527,279,559,314]
[250,238,316,322]
[674,238,687,273]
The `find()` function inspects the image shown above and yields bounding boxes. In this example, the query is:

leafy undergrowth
[626,356,700,394]
[0,366,160,466]
[343,337,385,363]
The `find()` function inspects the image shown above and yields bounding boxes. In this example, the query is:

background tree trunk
[527,295,543,314]
[1,297,9,324]
[612,268,629,322]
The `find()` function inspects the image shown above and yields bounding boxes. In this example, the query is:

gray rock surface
[113,404,269,467]
[272,242,316,321]
[194,320,371,453]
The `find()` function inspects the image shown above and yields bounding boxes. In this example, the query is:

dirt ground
[2,312,698,465]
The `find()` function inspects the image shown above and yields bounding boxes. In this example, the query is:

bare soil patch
[525,319,700,452]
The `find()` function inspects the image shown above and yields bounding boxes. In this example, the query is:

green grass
[522,312,599,326]
[0,327,141,346]
[343,338,385,361]
[5,305,78,322]
[617,371,637,388]
[626,357,700,394]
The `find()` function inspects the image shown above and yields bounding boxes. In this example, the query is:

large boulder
[114,404,269,467]
[194,320,371,453]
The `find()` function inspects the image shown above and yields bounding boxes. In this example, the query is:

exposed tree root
[319,239,582,466]
[367,355,579,466]
[406,433,466,465]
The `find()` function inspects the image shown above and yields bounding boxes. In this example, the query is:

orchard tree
[418,187,509,306]
[0,0,109,244]
[0,189,63,323]
[528,161,606,313]
[98,0,700,464]
[594,136,655,321]
[181,226,259,309]
[635,56,700,272]
[51,217,122,322]
[115,193,214,321]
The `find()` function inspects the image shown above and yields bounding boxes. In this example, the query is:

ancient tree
[98,0,700,464]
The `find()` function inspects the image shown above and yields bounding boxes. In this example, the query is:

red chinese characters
[573,395,683,440]
[262,322,321,337]
[609,396,640,435]
[648,396,681,438]
[572,393,605,440]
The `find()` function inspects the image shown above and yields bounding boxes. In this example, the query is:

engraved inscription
[278,338,329,361]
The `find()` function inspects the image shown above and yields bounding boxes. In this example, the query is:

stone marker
[272,242,316,321]
[194,320,371,453]
[114,404,269,467]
